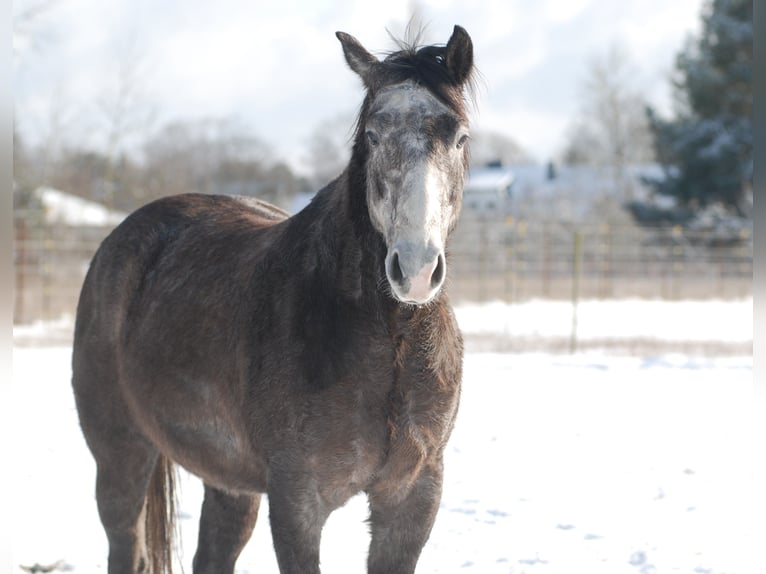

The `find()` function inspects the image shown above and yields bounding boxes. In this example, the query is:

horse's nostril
[431,254,445,288]
[390,252,404,285]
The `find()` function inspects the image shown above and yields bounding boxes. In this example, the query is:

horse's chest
[280,306,463,506]
[373,380,459,500]
[306,367,460,507]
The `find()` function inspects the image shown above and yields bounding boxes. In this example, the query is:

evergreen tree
[646,0,752,214]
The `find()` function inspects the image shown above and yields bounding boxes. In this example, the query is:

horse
[72,25,475,574]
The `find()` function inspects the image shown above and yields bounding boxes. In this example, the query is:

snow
[9,300,759,574]
[35,187,127,227]
[455,298,752,344]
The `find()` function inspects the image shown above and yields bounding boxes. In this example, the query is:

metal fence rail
[13,212,753,324]
[448,215,752,303]
[14,218,113,324]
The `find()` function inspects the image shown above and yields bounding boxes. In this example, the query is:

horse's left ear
[445,25,473,86]
[337,31,378,85]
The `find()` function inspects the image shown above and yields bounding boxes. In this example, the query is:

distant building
[32,187,128,227]
[463,162,670,221]
[463,165,515,215]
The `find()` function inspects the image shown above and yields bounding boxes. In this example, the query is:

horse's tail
[145,454,177,574]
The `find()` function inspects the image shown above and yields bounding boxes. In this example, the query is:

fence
[13,217,112,324]
[448,213,752,303]
[13,211,752,325]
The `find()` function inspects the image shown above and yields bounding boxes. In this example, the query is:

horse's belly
[121,373,269,493]
[157,417,269,493]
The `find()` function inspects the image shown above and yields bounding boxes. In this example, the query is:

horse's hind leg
[94,441,159,574]
[73,351,160,573]
[192,485,261,574]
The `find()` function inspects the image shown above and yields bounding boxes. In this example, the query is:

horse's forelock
[380,45,474,114]
[350,36,476,144]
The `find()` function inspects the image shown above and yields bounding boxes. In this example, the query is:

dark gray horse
[72,25,475,574]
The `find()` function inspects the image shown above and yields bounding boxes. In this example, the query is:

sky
[13,0,704,174]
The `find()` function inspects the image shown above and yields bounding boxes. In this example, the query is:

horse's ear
[336,32,378,84]
[445,25,473,86]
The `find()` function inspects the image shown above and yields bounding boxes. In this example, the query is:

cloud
[543,0,593,24]
[14,0,704,168]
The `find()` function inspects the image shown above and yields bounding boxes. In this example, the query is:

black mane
[350,34,477,141]
[381,46,467,112]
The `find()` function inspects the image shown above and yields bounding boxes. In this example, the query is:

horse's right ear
[336,32,378,84]
[445,25,474,86]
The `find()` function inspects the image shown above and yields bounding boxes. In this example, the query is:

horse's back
[76,194,285,323]
[73,193,288,383]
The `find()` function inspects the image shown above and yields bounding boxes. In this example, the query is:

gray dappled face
[365,80,469,305]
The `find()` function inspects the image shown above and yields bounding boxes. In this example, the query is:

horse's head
[337,26,475,305]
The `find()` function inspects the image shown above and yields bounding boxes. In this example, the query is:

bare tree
[35,80,78,186]
[13,1,74,188]
[140,117,303,210]
[469,130,531,167]
[304,113,353,189]
[12,0,61,61]
[562,44,654,199]
[97,36,156,207]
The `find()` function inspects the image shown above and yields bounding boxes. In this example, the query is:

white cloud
[543,0,593,24]
[14,0,706,169]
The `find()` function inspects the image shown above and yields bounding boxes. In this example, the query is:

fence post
[569,229,583,354]
[14,217,26,323]
[716,242,725,298]
[517,220,527,301]
[42,230,54,320]
[600,222,612,298]
[479,218,487,301]
[671,225,683,300]
[542,221,551,297]
[504,216,514,303]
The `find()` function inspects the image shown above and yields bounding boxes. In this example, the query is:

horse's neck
[287,169,386,305]
[341,165,396,303]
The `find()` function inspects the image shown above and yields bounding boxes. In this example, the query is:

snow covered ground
[455,299,752,344]
[9,299,758,574]
[454,298,753,355]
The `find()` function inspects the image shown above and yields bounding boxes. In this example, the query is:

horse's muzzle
[386,243,446,305]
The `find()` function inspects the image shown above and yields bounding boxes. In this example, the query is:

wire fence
[13,210,753,325]
[448,213,752,303]
[14,217,109,324]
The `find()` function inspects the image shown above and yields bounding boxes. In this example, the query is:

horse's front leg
[193,484,261,574]
[366,457,444,574]
[267,469,329,574]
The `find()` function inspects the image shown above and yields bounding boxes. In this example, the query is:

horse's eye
[456,134,470,149]
[366,130,380,147]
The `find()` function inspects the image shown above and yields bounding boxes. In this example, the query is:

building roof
[34,187,127,227]
[465,166,515,192]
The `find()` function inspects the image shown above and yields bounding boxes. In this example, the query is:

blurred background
[12,0,752,355]
[10,2,755,573]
